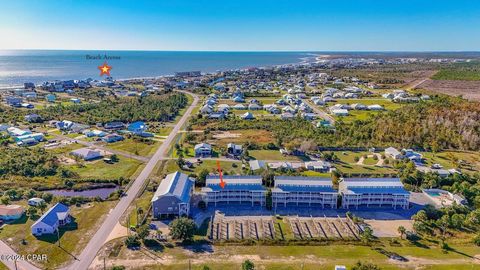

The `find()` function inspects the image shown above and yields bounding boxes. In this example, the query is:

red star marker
[98,61,112,76]
[216,160,226,189]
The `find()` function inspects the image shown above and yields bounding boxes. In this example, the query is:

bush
[169,217,197,242]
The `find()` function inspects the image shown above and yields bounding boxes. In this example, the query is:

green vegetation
[193,96,480,151]
[108,137,161,157]
[68,157,143,179]
[169,217,197,242]
[0,201,115,269]
[0,146,58,177]
[0,93,188,124]
[432,62,480,81]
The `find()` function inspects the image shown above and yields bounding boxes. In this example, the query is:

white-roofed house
[151,171,195,218]
[70,148,103,161]
[384,147,402,160]
[201,175,266,206]
[194,143,212,157]
[339,178,410,209]
[272,176,338,208]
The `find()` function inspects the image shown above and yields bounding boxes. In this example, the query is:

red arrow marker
[216,160,226,189]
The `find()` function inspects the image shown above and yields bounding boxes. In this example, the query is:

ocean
[0,50,316,87]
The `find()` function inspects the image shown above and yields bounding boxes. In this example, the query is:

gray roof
[152,171,195,203]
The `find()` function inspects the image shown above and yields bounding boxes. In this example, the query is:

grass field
[68,157,144,179]
[109,237,480,270]
[108,138,161,157]
[328,98,404,122]
[249,150,300,161]
[0,201,116,269]
[161,159,244,176]
[0,262,8,270]
[332,151,396,175]
[422,150,480,174]
[431,62,480,81]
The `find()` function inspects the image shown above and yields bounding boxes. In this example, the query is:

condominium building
[272,176,338,208]
[202,175,266,206]
[339,178,410,209]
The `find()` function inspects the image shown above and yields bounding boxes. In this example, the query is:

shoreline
[0,53,322,89]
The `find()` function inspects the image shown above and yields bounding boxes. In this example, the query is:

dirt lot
[417,79,480,101]
[365,219,413,237]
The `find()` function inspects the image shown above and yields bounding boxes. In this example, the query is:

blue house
[31,203,71,236]
[45,94,56,103]
[102,133,124,143]
[233,96,245,103]
[128,121,147,134]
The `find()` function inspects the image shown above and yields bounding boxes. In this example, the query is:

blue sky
[0,0,479,51]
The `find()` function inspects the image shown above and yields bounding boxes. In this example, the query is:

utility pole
[103,258,106,270]
[57,229,61,247]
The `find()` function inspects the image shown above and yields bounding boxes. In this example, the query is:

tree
[352,261,381,270]
[397,226,406,240]
[197,169,209,187]
[110,154,119,162]
[41,192,53,203]
[169,217,197,242]
[137,224,150,240]
[242,260,255,270]
[473,233,480,246]
[0,196,10,205]
[200,266,211,270]
[360,227,374,244]
[27,206,37,219]
[177,156,185,168]
[137,207,144,225]
[124,235,140,248]
[38,201,47,213]
[111,266,126,270]
[265,189,273,210]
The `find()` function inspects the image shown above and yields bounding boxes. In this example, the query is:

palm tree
[398,226,406,239]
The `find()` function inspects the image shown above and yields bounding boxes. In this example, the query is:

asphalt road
[67,91,198,270]
[0,240,40,270]
[304,99,336,124]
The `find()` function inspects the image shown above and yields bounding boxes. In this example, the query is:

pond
[45,187,119,200]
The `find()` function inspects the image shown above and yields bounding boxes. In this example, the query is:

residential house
[272,176,337,208]
[28,198,45,206]
[151,171,195,218]
[31,203,71,236]
[202,175,266,206]
[194,143,212,157]
[70,148,103,161]
[25,114,43,123]
[330,109,349,116]
[384,147,402,160]
[241,112,255,120]
[45,94,56,103]
[305,160,332,172]
[0,205,24,221]
[339,178,410,209]
[367,104,383,111]
[5,96,22,106]
[103,121,124,130]
[232,104,246,110]
[249,160,267,171]
[227,143,243,157]
[127,121,147,134]
[102,133,124,143]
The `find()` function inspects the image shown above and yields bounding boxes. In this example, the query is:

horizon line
[1,48,480,53]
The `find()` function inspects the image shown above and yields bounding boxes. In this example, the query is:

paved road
[53,134,150,163]
[67,91,199,270]
[0,240,40,270]
[304,100,336,124]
